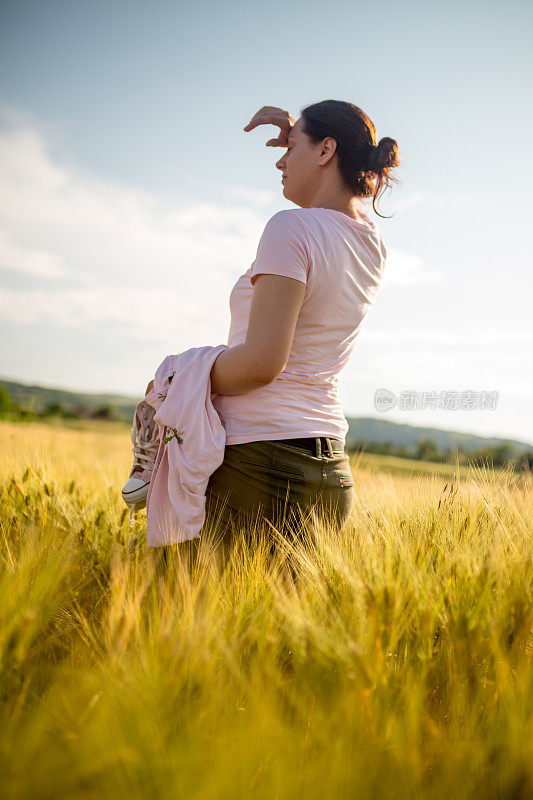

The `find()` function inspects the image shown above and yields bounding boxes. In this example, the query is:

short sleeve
[250,211,310,287]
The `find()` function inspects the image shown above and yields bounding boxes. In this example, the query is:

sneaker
[122,399,162,512]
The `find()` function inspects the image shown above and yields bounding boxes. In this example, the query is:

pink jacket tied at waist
[144,344,229,548]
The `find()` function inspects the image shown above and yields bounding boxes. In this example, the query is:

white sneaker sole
[121,482,150,507]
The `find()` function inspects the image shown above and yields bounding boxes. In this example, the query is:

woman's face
[276,117,323,207]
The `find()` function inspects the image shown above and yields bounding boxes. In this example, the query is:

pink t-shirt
[212,206,387,445]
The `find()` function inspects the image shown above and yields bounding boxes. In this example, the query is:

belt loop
[315,437,321,458]
[325,437,334,457]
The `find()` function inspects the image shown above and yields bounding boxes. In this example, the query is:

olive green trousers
[195,436,355,556]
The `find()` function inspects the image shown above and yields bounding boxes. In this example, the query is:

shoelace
[130,402,162,474]
[126,405,161,524]
[131,435,160,472]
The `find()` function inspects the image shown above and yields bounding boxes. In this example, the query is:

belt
[274,436,345,457]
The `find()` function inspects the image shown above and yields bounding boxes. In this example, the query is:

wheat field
[0,419,532,800]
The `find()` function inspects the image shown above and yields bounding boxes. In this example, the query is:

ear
[319,136,338,165]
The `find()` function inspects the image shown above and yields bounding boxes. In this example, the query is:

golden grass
[0,419,532,799]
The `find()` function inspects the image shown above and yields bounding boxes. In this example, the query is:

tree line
[0,386,120,422]
[1,385,531,471]
[352,437,532,472]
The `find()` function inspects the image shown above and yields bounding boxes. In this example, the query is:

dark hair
[300,99,400,219]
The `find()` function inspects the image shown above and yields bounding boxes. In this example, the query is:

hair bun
[367,137,400,173]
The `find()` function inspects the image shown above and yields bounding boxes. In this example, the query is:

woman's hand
[243,106,296,147]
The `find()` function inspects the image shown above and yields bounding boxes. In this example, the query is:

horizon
[2,373,531,449]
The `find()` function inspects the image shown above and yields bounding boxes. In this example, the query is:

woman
[123,99,400,557]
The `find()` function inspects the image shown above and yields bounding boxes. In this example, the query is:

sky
[0,0,532,445]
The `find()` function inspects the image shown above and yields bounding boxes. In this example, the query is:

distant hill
[0,378,139,422]
[345,417,532,455]
[1,377,531,454]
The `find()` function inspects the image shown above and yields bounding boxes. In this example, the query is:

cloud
[0,230,71,279]
[391,189,473,214]
[380,247,443,288]
[360,327,533,348]
[0,115,280,345]
[0,115,435,340]
[222,186,277,206]
[0,281,236,350]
